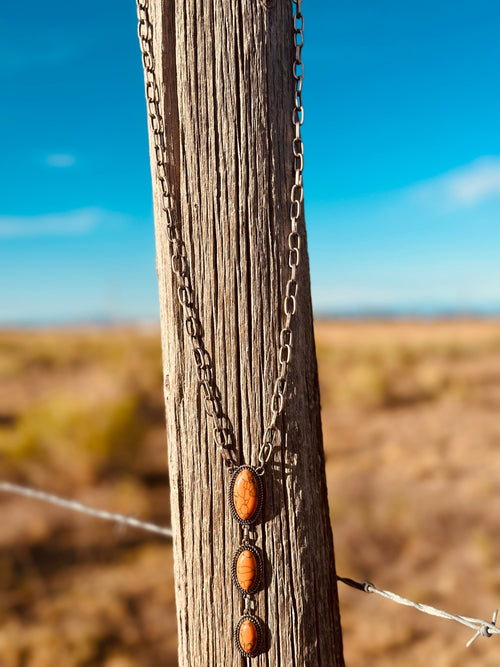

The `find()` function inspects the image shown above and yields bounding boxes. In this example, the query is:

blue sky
[1,1,500,323]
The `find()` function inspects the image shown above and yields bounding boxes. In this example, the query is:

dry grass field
[1,320,500,666]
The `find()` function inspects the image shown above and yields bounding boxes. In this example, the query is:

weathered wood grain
[145,1,345,664]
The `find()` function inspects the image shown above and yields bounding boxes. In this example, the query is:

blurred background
[1,1,500,665]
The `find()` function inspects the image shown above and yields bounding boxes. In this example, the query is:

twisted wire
[1,481,498,648]
[0,481,172,539]
[338,576,499,647]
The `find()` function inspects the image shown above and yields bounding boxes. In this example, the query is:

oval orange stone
[233,468,259,521]
[239,619,258,655]
[236,549,258,592]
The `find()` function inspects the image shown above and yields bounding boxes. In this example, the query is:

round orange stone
[239,618,258,655]
[236,549,258,592]
[233,468,259,521]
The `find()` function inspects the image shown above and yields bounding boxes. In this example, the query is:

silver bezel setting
[228,465,263,526]
[234,614,263,658]
[231,543,263,595]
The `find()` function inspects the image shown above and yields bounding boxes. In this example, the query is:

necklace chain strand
[137,0,235,469]
[136,0,304,659]
[258,0,304,473]
[137,0,304,476]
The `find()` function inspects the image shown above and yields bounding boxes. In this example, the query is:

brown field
[1,320,500,666]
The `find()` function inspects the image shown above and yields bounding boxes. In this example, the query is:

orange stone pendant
[235,614,263,658]
[232,544,262,595]
[229,465,263,525]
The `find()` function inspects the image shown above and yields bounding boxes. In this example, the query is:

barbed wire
[1,481,498,648]
[0,481,172,539]
[337,576,499,647]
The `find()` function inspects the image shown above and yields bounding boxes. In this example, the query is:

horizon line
[4,304,500,329]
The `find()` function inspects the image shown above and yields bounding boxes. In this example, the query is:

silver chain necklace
[136,0,304,658]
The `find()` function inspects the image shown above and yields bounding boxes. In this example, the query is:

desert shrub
[0,392,146,488]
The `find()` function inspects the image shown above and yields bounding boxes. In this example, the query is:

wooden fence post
[143,0,345,664]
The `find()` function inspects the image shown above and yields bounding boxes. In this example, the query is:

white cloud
[308,156,500,312]
[410,156,500,210]
[446,157,500,205]
[45,153,76,168]
[0,208,127,238]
